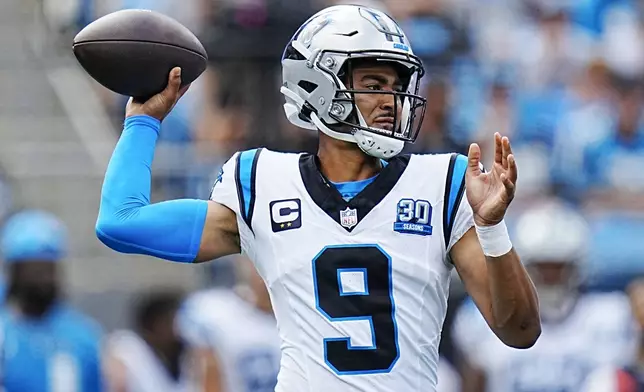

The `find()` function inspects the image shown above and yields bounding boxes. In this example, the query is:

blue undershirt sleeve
[95,115,208,263]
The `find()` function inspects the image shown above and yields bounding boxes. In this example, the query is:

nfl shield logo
[340,207,358,229]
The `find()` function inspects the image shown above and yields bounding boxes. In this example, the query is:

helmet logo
[359,8,405,44]
[299,15,333,47]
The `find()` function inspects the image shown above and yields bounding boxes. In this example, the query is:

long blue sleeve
[95,115,208,262]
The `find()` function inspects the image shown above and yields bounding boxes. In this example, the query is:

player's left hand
[465,132,517,227]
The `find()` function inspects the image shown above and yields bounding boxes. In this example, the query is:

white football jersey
[452,292,638,392]
[105,330,198,392]
[178,288,281,392]
[210,149,474,392]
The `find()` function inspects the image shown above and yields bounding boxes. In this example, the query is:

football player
[1,210,103,391]
[95,5,541,391]
[579,277,643,392]
[103,290,200,392]
[453,200,637,392]
[177,256,281,392]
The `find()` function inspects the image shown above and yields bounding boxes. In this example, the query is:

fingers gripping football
[126,68,191,121]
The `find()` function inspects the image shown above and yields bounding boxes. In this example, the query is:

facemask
[537,284,576,322]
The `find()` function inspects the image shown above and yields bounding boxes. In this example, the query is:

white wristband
[475,220,513,257]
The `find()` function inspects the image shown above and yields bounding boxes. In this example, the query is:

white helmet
[281,5,427,159]
[514,200,590,322]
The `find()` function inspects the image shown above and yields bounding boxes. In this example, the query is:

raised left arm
[450,133,540,348]
[451,228,540,348]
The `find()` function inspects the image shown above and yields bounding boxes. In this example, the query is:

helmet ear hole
[298,81,318,94]
[283,43,306,61]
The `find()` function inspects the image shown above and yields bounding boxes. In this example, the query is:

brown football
[73,9,207,100]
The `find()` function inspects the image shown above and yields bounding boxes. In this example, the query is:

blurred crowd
[1,0,644,390]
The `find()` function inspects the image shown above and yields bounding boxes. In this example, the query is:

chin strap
[353,128,404,159]
[310,112,356,143]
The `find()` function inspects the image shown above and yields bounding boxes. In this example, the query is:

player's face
[351,64,404,132]
[9,261,60,314]
[529,262,573,285]
[146,306,185,354]
[527,261,577,321]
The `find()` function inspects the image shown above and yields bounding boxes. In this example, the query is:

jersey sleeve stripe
[443,153,468,246]
[247,148,263,228]
[235,148,263,230]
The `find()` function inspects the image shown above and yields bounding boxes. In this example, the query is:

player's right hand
[125,67,190,121]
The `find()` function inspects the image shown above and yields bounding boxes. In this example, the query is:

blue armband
[95,115,208,263]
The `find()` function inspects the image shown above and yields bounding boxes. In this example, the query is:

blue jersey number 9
[312,244,399,375]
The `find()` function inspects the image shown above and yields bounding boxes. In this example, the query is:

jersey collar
[298,154,410,233]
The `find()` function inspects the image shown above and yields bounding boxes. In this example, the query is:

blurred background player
[103,289,202,392]
[178,255,281,392]
[452,199,637,392]
[0,210,104,392]
[580,277,644,391]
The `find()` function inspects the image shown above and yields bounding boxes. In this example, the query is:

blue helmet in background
[0,210,68,264]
